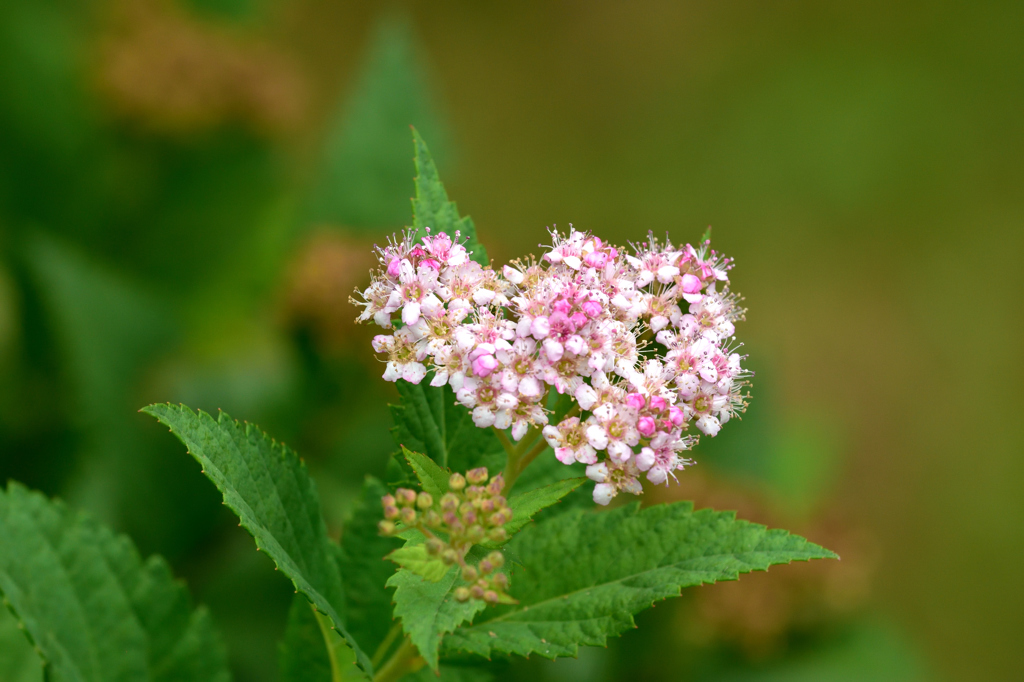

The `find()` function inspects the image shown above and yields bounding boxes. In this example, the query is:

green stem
[373,637,425,682]
[371,622,403,668]
[312,606,347,682]
[494,427,516,460]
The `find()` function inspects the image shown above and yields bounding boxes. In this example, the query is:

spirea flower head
[355,226,750,505]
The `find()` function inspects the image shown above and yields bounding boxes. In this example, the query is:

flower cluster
[355,226,749,504]
[379,468,512,605]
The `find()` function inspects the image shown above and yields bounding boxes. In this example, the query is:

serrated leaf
[390,382,505,474]
[0,482,229,682]
[501,477,587,538]
[386,544,449,582]
[388,566,485,671]
[443,501,837,660]
[0,601,42,682]
[411,128,488,265]
[403,446,451,497]
[142,403,374,675]
[280,595,370,682]
[336,477,402,654]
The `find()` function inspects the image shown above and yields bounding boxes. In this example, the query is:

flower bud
[470,585,485,600]
[492,496,507,509]
[489,511,508,526]
[378,520,397,536]
[487,551,505,568]
[479,559,494,575]
[395,488,417,506]
[399,507,417,524]
[440,493,459,512]
[488,527,508,543]
[459,502,474,516]
[465,486,484,500]
[416,492,433,510]
[462,565,478,582]
[486,475,504,496]
[448,473,466,491]
[478,498,495,513]
[454,587,471,602]
[467,525,486,544]
[441,549,459,565]
[493,573,509,589]
[483,590,499,604]
[442,510,458,526]
[383,505,400,520]
[426,538,445,556]
[467,467,489,485]
[381,494,396,508]
[424,510,442,528]
[462,510,478,525]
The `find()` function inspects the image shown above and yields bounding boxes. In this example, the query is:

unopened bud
[448,473,466,491]
[440,493,459,512]
[470,585,486,600]
[441,549,459,565]
[486,475,504,496]
[378,520,397,536]
[493,573,509,589]
[416,492,433,510]
[462,565,478,582]
[467,525,486,543]
[462,510,478,525]
[399,507,416,524]
[484,590,499,604]
[426,538,445,556]
[493,496,507,509]
[479,559,494,575]
[424,510,442,528]
[467,467,489,485]
[487,551,505,568]
[395,488,417,506]
[381,494,396,507]
[465,486,483,500]
[488,527,508,543]
[489,511,508,526]
[479,498,495,513]
[459,502,474,516]
[454,587,470,602]
[383,505,400,520]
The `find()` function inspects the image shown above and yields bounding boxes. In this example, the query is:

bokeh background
[1,1,1021,680]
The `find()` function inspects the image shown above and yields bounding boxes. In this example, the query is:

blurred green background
[1,1,1021,680]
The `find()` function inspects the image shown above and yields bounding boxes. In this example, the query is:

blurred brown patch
[280,230,380,354]
[646,472,877,660]
[96,0,308,134]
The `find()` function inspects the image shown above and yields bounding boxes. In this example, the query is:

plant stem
[494,427,516,460]
[373,637,425,682]
[312,605,347,682]
[371,622,403,668]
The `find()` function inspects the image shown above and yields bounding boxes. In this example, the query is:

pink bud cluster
[354,226,749,505]
[379,468,512,605]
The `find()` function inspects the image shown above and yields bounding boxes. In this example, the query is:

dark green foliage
[142,403,373,675]
[444,501,838,660]
[279,595,332,682]
[389,382,505,474]
[336,477,402,654]
[0,482,229,682]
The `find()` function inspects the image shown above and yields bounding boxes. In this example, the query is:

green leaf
[402,446,451,497]
[443,501,837,660]
[386,544,449,582]
[142,403,374,676]
[411,128,488,265]
[0,482,229,682]
[407,666,495,682]
[390,382,505,474]
[0,603,42,682]
[280,594,332,682]
[501,477,587,538]
[306,15,448,230]
[387,566,485,671]
[336,477,402,655]
[280,595,370,682]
